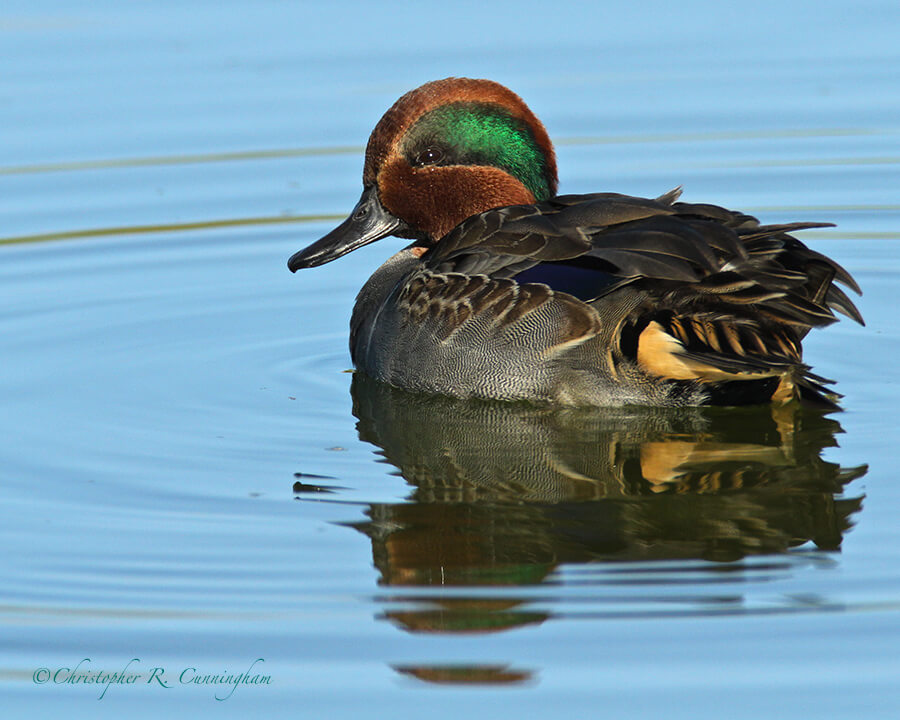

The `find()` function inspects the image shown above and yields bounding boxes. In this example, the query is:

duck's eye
[414,146,444,166]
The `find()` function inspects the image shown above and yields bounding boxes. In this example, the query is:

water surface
[2,1,899,717]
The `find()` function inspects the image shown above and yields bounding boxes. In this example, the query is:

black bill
[288,187,403,271]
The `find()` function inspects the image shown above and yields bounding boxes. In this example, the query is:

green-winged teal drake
[288,78,863,407]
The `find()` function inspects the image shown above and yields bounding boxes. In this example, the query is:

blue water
[2,1,899,717]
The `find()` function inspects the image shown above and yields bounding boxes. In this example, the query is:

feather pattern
[396,190,864,406]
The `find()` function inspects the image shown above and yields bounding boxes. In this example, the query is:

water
[2,1,899,716]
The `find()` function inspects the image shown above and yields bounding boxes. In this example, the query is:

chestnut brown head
[289,78,557,271]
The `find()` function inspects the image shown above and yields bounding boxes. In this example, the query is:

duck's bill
[288,187,403,271]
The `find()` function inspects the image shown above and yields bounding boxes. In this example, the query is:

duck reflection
[330,376,864,644]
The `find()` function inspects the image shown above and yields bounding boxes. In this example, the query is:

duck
[288,77,863,407]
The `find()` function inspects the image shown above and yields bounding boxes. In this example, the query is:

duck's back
[350,191,862,407]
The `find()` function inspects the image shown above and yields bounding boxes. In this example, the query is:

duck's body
[289,78,862,407]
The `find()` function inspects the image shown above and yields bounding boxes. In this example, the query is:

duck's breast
[351,257,608,401]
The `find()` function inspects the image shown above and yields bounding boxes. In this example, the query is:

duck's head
[288,77,558,270]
